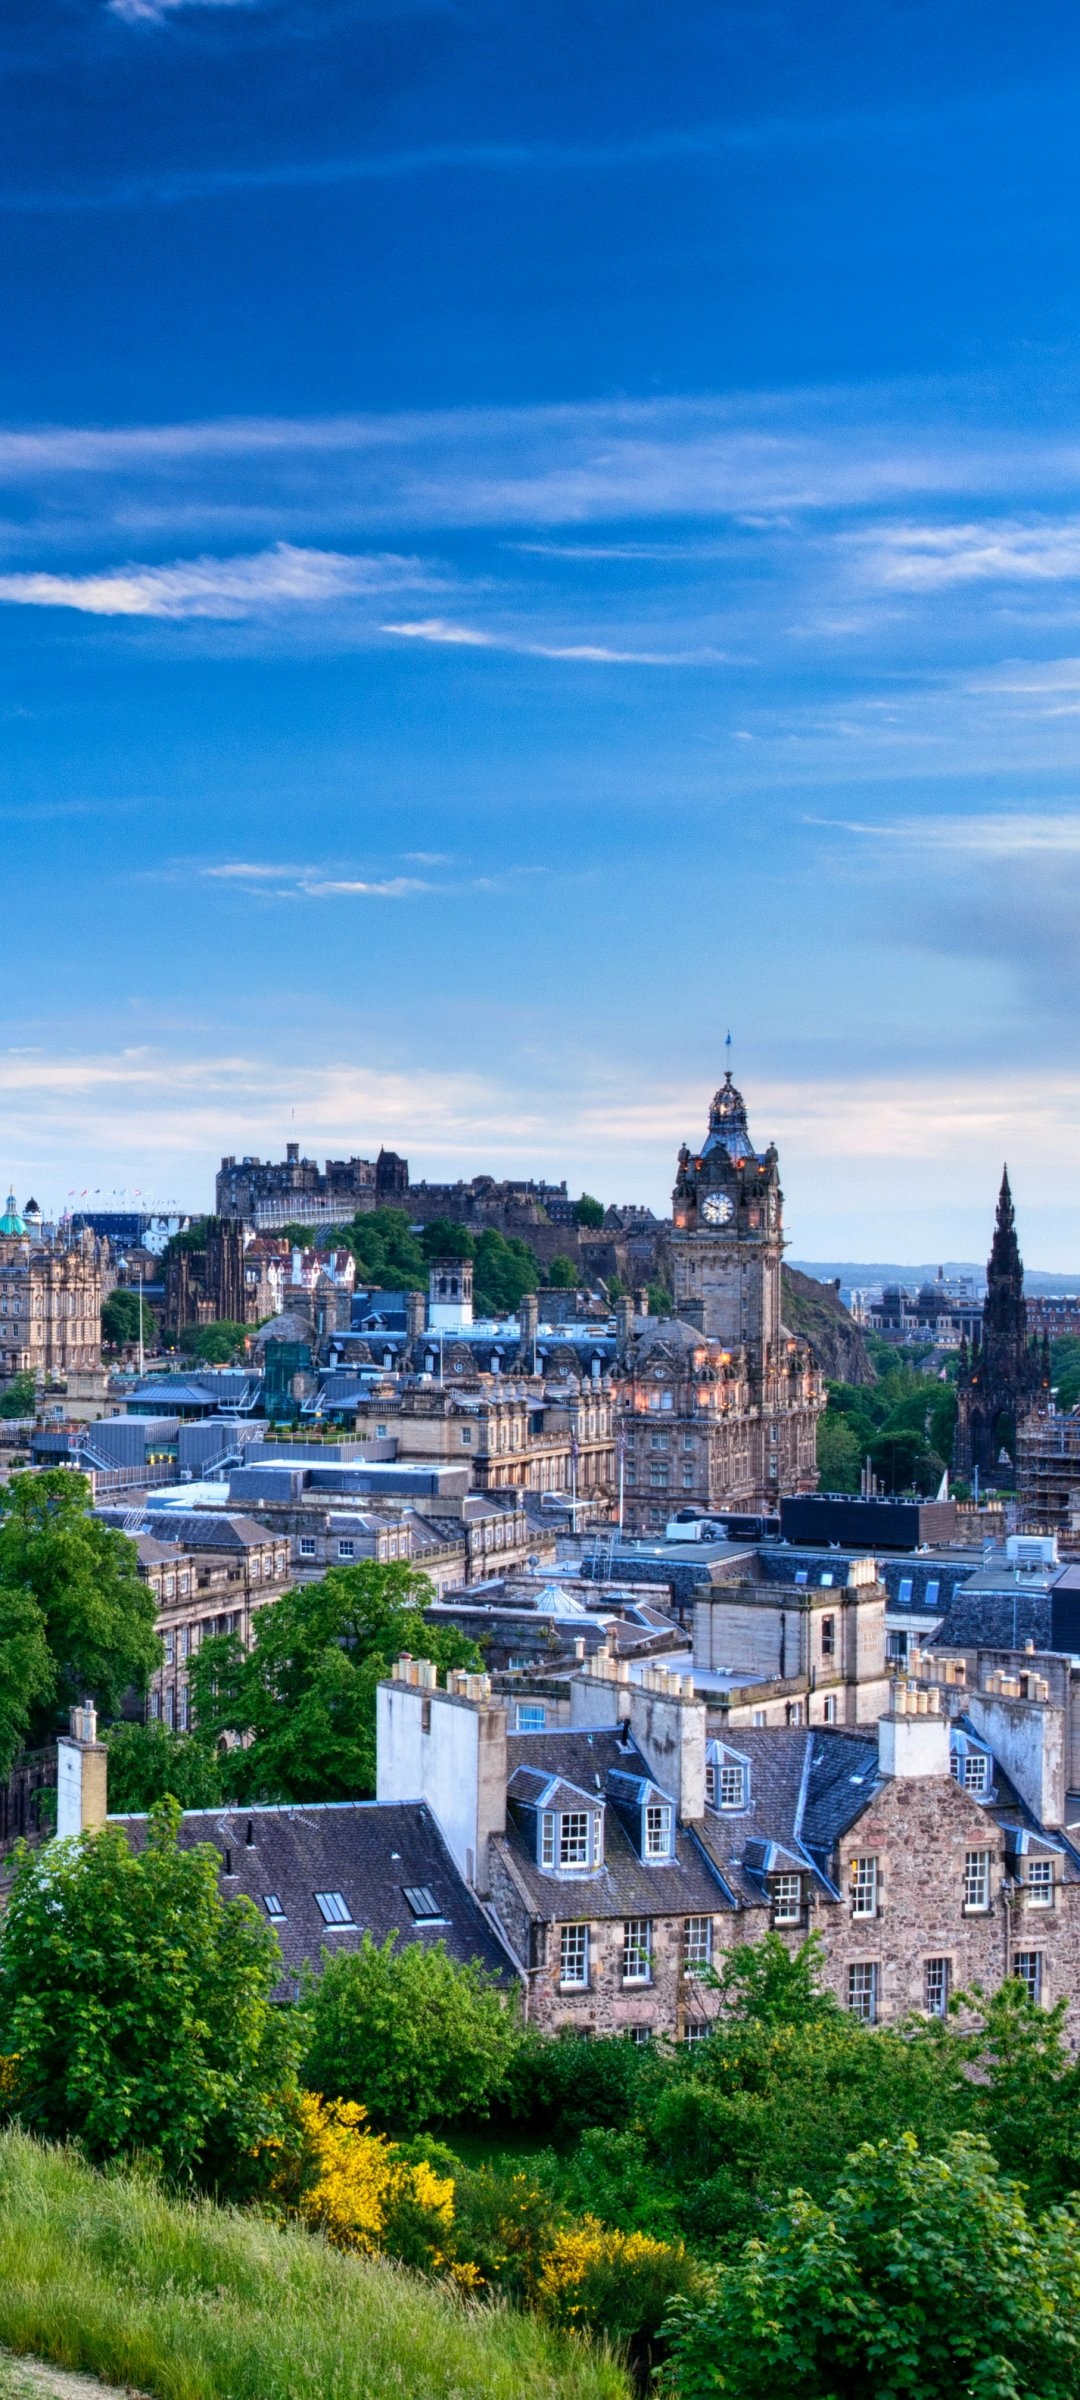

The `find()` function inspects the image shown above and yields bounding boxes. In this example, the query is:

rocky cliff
[781,1265,874,1385]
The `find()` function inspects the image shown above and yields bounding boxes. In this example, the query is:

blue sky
[5,0,1080,1263]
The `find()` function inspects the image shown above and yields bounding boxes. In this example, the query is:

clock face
[701,1193,734,1226]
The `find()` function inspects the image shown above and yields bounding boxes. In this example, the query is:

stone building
[350,1381,616,1505]
[956,1170,1049,1486]
[613,1066,823,1530]
[377,1645,1080,2036]
[0,1196,103,1376]
[215,1144,379,1231]
[109,1509,292,1730]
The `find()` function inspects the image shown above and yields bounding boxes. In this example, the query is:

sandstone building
[614,1068,823,1529]
[0,1195,103,1376]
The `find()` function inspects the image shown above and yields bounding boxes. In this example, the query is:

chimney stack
[57,1701,108,1838]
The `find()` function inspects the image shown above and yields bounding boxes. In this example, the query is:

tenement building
[0,1195,103,1376]
[378,1645,1080,2037]
[614,1069,823,1529]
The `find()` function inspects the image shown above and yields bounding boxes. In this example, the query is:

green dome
[0,1191,26,1237]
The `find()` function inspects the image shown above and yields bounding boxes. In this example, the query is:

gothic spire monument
[955,1167,1044,1486]
[613,1059,823,1529]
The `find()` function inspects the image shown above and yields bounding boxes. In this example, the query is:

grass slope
[0,2132,628,2400]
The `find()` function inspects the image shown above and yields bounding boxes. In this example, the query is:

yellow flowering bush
[0,2055,20,2111]
[281,2093,454,2269]
[536,2214,699,2349]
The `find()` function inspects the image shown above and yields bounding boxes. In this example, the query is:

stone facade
[376,1645,1080,2039]
[136,1513,292,1730]
[956,1169,1049,1485]
[613,1069,823,1530]
[0,1222,103,1376]
[352,1382,615,1503]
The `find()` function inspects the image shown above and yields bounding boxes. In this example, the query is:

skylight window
[403,1885,443,1921]
[263,1894,285,1920]
[314,1890,354,1926]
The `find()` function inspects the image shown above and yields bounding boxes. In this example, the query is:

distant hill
[781,1266,874,1385]
[789,1260,1080,1297]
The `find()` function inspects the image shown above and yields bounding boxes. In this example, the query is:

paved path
[0,2354,147,2400]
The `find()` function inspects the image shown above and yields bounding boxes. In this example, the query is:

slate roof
[140,1511,274,1553]
[112,1799,514,1995]
[498,1727,730,1918]
[695,1727,881,1905]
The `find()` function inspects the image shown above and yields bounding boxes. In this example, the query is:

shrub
[300,1934,521,2130]
[275,2093,456,2275]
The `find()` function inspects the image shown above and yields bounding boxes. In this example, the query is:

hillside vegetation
[0,2131,628,2400]
[781,1267,873,1384]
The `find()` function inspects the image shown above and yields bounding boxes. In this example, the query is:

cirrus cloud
[0,541,431,620]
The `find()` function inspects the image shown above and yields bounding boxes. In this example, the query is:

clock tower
[671,1069,782,1353]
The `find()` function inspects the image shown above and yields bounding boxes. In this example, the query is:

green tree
[962,1979,1080,2211]
[101,1290,156,1350]
[472,1229,540,1316]
[0,1584,54,1777]
[300,1934,520,2131]
[665,2131,1080,2400]
[0,1472,160,1748]
[0,1371,37,1421]
[647,1281,675,1318]
[712,1932,842,2025]
[573,1194,605,1229]
[0,1799,296,2186]
[545,1257,579,1290]
[190,1562,481,1802]
[178,1320,248,1366]
[1051,1335,1080,1410]
[816,1406,861,1491]
[104,1720,225,1813]
[322,1209,426,1290]
[420,1219,476,1262]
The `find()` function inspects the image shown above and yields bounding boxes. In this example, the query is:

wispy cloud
[0,541,430,620]
[816,811,1080,857]
[860,515,1080,589]
[380,616,721,664]
[108,0,256,23]
[200,860,436,898]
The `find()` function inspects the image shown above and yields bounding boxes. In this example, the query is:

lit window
[851,1857,878,1918]
[1028,1858,1054,1907]
[684,1916,713,1974]
[644,1802,673,1860]
[516,1703,547,1732]
[314,1890,354,1926]
[559,1923,588,1988]
[263,1894,285,1921]
[924,1956,950,2017]
[848,1962,877,2022]
[718,1762,745,1809]
[559,1811,592,1868]
[1013,1950,1043,2004]
[622,1918,652,1983]
[772,1874,801,1925]
[963,1850,992,1911]
[403,1885,443,1921]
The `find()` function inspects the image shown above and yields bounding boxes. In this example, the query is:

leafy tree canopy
[101,1290,156,1351]
[573,1194,605,1228]
[420,1218,476,1261]
[0,1798,296,2186]
[818,1362,957,1496]
[300,1934,520,2130]
[647,1282,675,1319]
[161,1218,210,1265]
[1051,1334,1080,1411]
[0,1472,159,1768]
[177,1320,249,1366]
[190,1561,481,1802]
[0,1371,37,1422]
[323,1208,426,1290]
[544,1257,579,1290]
[666,2131,1080,2400]
[104,1720,225,1813]
[473,1229,540,1317]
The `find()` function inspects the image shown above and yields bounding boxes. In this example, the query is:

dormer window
[644,1801,674,1861]
[540,1807,604,1872]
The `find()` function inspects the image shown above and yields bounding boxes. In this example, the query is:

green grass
[0,2131,630,2400]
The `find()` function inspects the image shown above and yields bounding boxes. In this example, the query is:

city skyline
[5,2,1080,1260]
